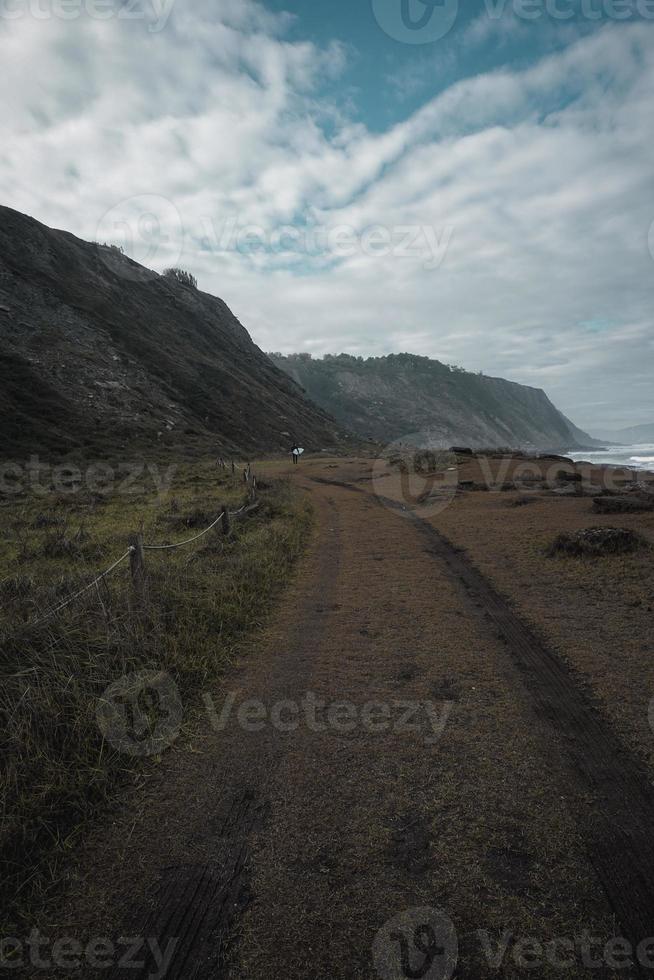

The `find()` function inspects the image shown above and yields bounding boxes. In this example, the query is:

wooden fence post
[128,533,147,598]
[221,505,231,536]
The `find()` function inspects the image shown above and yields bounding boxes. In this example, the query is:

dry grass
[0,459,311,932]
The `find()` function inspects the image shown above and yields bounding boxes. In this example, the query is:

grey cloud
[1,8,652,429]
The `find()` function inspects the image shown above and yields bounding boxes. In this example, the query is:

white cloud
[0,4,653,430]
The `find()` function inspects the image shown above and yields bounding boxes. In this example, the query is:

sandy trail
[50,458,653,979]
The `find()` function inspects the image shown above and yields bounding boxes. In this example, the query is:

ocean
[567,444,654,472]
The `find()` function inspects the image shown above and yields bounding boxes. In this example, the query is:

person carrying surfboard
[291,443,301,465]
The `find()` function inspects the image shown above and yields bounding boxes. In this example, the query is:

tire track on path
[350,479,654,973]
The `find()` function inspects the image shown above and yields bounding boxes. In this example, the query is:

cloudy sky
[1,0,653,431]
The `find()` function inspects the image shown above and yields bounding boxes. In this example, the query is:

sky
[1,0,653,432]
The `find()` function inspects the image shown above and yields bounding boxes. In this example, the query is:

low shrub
[592,496,654,515]
[548,527,649,558]
[510,495,538,507]
[162,267,198,289]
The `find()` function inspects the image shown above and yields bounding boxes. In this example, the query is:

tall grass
[0,462,311,931]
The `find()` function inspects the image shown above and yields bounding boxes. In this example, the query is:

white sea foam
[568,444,654,471]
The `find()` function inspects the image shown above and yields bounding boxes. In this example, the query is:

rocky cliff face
[270,353,598,451]
[0,207,344,458]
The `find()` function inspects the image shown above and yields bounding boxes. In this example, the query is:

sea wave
[631,456,654,463]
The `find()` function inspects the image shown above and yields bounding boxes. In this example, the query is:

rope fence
[32,549,134,627]
[28,462,260,627]
[143,512,225,551]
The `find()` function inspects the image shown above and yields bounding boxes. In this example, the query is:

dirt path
[49,458,654,979]
[406,507,654,961]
